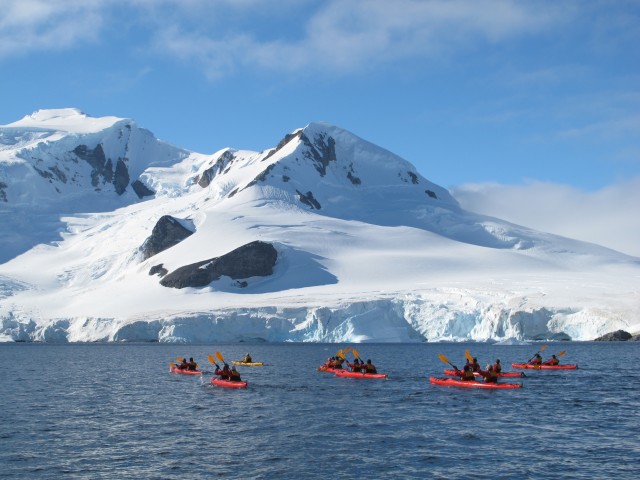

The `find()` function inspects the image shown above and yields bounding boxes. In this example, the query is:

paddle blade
[558,351,566,356]
[208,355,216,364]
[465,349,473,362]
[344,347,351,355]
[438,354,450,365]
[353,348,360,359]
[540,344,548,351]
[170,362,175,367]
[176,357,183,363]
[216,351,225,363]
[336,349,344,359]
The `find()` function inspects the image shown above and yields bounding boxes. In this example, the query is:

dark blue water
[0,342,638,479]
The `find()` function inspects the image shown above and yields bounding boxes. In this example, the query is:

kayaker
[178,358,189,370]
[348,358,364,372]
[215,363,231,380]
[470,357,481,372]
[229,366,242,382]
[480,365,499,383]
[363,359,377,374]
[242,353,252,363]
[456,365,476,381]
[493,359,502,373]
[333,356,345,369]
[530,354,543,366]
[543,355,560,366]
[187,357,198,371]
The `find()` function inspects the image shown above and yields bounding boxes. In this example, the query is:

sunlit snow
[1,110,638,343]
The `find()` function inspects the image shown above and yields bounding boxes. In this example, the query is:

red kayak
[429,377,522,389]
[443,369,524,378]
[334,370,388,379]
[511,363,578,370]
[317,365,339,373]
[211,377,248,389]
[170,366,202,375]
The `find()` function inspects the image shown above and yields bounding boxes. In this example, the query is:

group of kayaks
[317,347,388,379]
[170,345,578,391]
[429,346,578,390]
[170,352,264,389]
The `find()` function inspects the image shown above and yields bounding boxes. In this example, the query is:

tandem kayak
[443,369,525,378]
[170,366,203,375]
[317,365,339,372]
[429,377,522,389]
[334,370,388,379]
[511,363,578,370]
[232,361,264,367]
[211,377,248,389]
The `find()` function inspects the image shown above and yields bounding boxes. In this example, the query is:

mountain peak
[5,108,127,134]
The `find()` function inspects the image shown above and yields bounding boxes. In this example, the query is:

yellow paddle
[438,353,459,371]
[353,348,362,360]
[216,351,225,363]
[528,344,547,363]
[170,362,175,367]
[465,349,473,362]
[558,351,566,356]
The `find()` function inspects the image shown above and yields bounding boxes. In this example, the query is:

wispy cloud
[0,0,568,75]
[451,178,640,257]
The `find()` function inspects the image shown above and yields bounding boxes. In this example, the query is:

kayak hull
[511,363,578,370]
[317,366,339,372]
[232,361,264,367]
[443,369,524,378]
[211,378,248,389]
[429,377,522,389]
[334,370,388,379]
[170,366,202,375]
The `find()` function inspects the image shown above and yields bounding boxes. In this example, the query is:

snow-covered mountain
[1,108,638,343]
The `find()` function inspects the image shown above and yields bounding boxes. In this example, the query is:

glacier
[0,109,638,343]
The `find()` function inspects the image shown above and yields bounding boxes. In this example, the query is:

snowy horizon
[1,109,639,343]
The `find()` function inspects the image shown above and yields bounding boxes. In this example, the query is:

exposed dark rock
[425,190,437,199]
[408,172,419,184]
[149,264,168,277]
[160,241,277,289]
[300,132,336,176]
[197,150,236,188]
[263,131,302,161]
[245,164,276,189]
[282,175,290,182]
[347,171,361,185]
[113,158,129,195]
[132,180,155,199]
[296,190,321,210]
[0,182,7,202]
[72,144,130,194]
[593,329,632,341]
[140,216,194,260]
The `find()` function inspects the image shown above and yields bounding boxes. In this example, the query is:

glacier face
[1,110,639,343]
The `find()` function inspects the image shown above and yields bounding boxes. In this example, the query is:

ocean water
[0,342,638,479]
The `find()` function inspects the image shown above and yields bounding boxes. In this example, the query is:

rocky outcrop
[72,144,130,195]
[593,329,632,341]
[131,180,155,199]
[140,216,194,260]
[159,241,277,289]
[300,132,336,176]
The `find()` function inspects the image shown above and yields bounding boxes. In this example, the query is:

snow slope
[0,109,638,343]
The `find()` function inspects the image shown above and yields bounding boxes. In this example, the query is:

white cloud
[451,178,640,257]
[0,0,106,57]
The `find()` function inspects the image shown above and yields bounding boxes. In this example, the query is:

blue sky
[1,0,639,255]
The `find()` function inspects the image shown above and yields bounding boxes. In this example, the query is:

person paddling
[229,366,242,382]
[543,354,560,366]
[348,358,364,372]
[480,365,499,383]
[178,358,189,370]
[493,359,502,373]
[363,359,377,374]
[187,357,198,371]
[242,353,252,363]
[455,365,476,381]
[529,354,543,366]
[215,363,231,380]
[469,357,481,372]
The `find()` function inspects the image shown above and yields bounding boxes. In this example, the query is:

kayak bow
[170,366,203,375]
[232,361,264,367]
